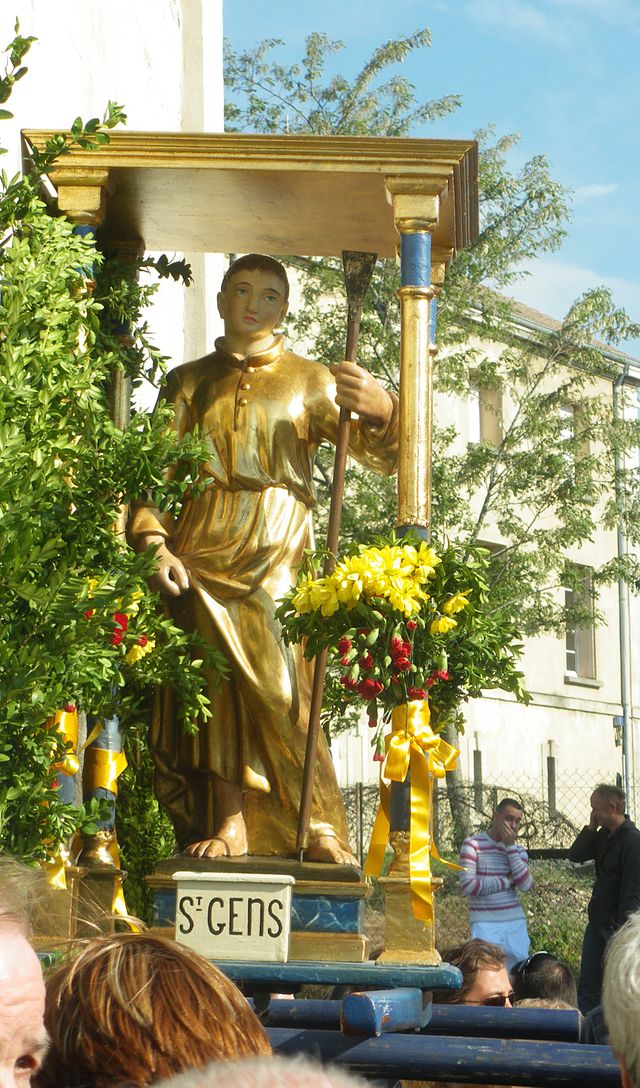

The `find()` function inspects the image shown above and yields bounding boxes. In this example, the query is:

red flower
[368,717,377,729]
[137,635,149,647]
[84,609,95,620]
[63,704,76,713]
[357,678,384,699]
[113,612,129,631]
[373,750,385,763]
[337,636,352,654]
[111,629,124,646]
[406,620,417,632]
[339,675,358,692]
[357,628,371,637]
[391,638,412,662]
[51,777,60,790]
[359,653,374,671]
[432,669,450,681]
[340,655,350,666]
[394,657,411,672]
[407,687,429,700]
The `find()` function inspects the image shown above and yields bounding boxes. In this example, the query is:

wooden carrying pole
[296,251,377,860]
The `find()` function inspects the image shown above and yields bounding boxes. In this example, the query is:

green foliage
[116,719,175,924]
[225,29,640,644]
[0,30,223,862]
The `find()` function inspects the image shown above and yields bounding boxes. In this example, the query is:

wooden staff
[296,250,378,861]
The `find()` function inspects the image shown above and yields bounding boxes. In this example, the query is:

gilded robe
[128,336,398,856]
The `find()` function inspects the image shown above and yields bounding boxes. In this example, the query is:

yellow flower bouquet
[277,535,529,753]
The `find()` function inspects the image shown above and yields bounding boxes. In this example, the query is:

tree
[0,26,223,865]
[225,31,640,841]
[224,30,640,629]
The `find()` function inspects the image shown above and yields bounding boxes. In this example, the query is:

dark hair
[593,783,626,813]
[496,797,523,813]
[220,253,289,301]
[37,932,271,1088]
[512,951,577,1006]
[435,939,507,1004]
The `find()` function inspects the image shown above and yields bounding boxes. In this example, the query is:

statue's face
[217,268,288,344]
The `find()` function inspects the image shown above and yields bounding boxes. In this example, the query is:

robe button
[238,397,249,406]
[240,382,251,390]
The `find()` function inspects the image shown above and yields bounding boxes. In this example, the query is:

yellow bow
[364,699,462,922]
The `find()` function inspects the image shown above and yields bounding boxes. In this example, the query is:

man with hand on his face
[459,797,532,969]
[569,782,640,1014]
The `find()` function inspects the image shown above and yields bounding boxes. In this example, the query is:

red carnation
[113,612,129,631]
[84,609,95,620]
[340,655,350,666]
[339,675,358,692]
[432,669,450,681]
[359,653,374,671]
[111,628,124,646]
[406,620,417,632]
[63,704,76,713]
[394,657,411,672]
[407,687,429,700]
[337,636,352,654]
[373,749,385,763]
[368,717,377,729]
[137,634,149,647]
[357,678,384,699]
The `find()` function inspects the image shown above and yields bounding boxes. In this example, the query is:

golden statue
[128,255,398,863]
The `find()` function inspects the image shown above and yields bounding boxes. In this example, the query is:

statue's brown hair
[36,932,271,1088]
[220,253,290,300]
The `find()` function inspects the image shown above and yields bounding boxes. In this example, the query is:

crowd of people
[2,778,640,1086]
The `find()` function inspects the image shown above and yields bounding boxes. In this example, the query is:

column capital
[430,246,454,292]
[385,175,447,234]
[49,166,112,227]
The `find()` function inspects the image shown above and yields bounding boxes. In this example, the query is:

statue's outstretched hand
[141,536,190,597]
[330,361,393,427]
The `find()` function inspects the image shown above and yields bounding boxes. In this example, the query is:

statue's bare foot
[184,816,248,859]
[306,835,359,867]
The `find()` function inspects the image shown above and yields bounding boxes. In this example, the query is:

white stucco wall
[0,0,225,377]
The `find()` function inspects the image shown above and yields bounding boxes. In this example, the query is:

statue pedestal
[375,831,442,965]
[148,856,371,963]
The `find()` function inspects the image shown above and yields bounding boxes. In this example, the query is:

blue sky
[224,0,640,353]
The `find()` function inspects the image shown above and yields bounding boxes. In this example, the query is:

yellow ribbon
[42,855,68,891]
[83,748,128,796]
[51,707,80,776]
[364,700,462,922]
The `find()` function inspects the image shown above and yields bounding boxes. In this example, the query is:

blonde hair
[37,932,271,1087]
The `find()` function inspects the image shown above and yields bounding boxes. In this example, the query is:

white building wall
[0,0,225,378]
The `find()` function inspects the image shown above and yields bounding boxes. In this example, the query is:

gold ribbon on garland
[52,707,80,777]
[364,699,462,922]
[83,733,129,918]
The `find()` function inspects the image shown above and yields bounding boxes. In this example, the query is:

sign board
[172,871,294,962]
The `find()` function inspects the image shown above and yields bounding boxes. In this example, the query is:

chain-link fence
[342,771,625,971]
[342,769,638,862]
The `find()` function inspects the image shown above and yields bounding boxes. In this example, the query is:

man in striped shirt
[458,797,533,969]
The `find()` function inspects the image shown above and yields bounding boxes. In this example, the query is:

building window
[467,382,502,445]
[564,566,596,679]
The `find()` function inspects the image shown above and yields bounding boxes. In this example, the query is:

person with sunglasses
[434,939,514,1007]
